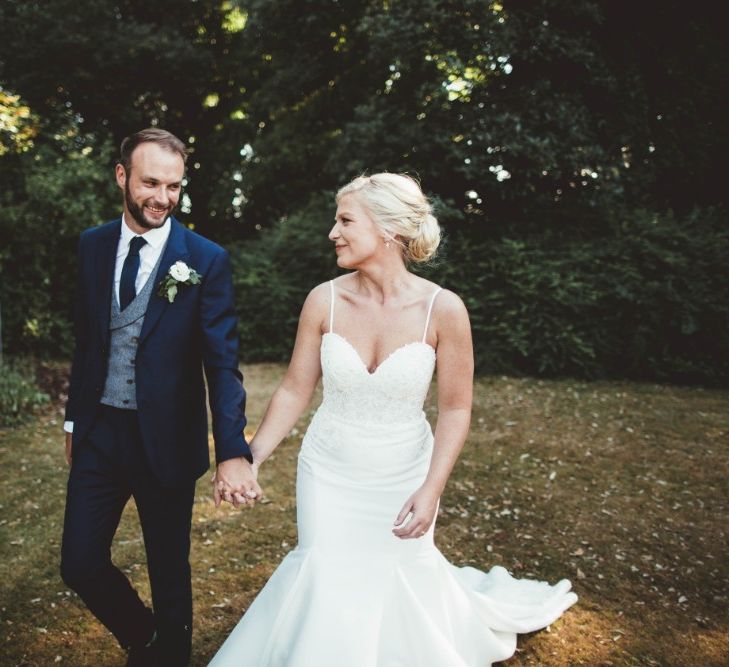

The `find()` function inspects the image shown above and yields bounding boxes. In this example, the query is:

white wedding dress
[210,283,577,666]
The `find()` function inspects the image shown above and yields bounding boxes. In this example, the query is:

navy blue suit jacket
[65,217,251,486]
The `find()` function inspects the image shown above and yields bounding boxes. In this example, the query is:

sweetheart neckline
[323,331,435,376]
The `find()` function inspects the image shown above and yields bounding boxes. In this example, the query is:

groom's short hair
[119,128,188,174]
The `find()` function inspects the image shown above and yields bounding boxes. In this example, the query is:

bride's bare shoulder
[431,288,470,333]
[299,281,334,327]
[307,280,335,301]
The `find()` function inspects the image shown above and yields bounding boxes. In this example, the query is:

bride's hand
[392,485,440,539]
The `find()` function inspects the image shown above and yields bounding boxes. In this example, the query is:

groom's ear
[115,163,127,191]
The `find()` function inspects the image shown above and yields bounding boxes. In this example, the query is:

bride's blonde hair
[336,173,441,263]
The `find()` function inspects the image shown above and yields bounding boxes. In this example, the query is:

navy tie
[119,236,147,310]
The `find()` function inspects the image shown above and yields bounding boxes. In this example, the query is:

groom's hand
[213,457,262,508]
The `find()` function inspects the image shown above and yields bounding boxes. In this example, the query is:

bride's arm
[422,291,474,496]
[393,290,473,539]
[249,284,329,466]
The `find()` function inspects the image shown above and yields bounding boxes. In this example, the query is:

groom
[61,128,261,665]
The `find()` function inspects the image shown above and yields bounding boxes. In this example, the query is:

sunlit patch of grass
[1,366,727,665]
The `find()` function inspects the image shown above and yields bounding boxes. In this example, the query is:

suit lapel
[96,219,122,345]
[139,218,190,344]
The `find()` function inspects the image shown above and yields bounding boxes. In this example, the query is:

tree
[1,0,726,381]
[0,0,256,239]
[228,1,628,236]
[0,105,118,356]
[231,0,728,236]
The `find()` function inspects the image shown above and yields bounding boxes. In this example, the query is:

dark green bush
[0,359,50,427]
[0,130,118,358]
[231,194,339,362]
[431,207,729,384]
[230,203,729,386]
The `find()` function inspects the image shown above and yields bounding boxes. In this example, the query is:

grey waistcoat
[100,249,165,409]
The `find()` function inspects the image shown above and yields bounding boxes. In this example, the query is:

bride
[210,173,577,666]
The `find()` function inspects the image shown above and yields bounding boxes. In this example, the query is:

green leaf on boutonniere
[157,261,202,303]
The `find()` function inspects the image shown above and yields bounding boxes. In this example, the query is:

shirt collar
[121,214,172,251]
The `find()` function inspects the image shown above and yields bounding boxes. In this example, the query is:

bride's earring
[384,238,391,248]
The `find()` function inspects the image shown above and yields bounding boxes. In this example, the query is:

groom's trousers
[61,406,196,664]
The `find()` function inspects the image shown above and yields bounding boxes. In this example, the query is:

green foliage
[231,195,339,361]
[433,207,729,384]
[0,119,118,357]
[230,0,728,236]
[232,203,729,385]
[6,0,725,241]
[0,358,50,427]
[0,87,38,155]
[0,0,257,239]
[0,0,726,384]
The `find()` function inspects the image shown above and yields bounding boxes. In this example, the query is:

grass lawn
[1,363,728,666]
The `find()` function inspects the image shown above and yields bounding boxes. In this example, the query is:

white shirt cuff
[64,421,74,433]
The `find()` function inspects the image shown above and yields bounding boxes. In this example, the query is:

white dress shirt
[113,214,171,306]
[64,215,172,433]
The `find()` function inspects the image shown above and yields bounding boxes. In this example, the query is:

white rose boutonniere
[158,261,201,303]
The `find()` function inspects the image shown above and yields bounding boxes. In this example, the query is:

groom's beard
[125,180,176,230]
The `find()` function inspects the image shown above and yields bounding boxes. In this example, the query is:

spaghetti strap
[422,288,442,343]
[329,280,335,334]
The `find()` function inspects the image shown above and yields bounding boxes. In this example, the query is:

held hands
[393,484,440,539]
[212,457,262,509]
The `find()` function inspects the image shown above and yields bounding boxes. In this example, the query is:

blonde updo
[336,173,441,263]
